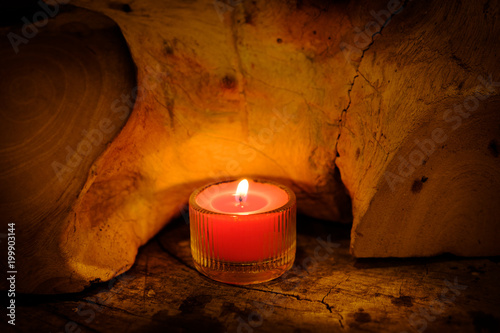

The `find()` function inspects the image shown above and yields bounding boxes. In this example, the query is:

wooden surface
[341,0,500,258]
[2,0,500,294]
[7,216,500,333]
[0,6,137,293]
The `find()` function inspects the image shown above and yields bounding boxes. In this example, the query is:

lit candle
[189,178,296,284]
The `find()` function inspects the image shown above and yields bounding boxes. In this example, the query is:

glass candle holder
[189,179,296,285]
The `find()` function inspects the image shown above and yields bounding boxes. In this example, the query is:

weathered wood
[1,0,500,294]
[336,0,500,257]
[0,6,136,293]
[6,217,500,332]
[69,0,499,262]
[3,0,356,293]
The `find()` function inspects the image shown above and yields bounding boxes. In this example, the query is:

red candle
[190,179,296,284]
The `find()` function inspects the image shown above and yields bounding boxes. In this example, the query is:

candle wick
[239,195,243,203]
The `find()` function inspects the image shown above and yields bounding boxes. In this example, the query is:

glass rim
[189,178,296,216]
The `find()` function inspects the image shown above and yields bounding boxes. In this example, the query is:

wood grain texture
[69,0,500,277]
[6,217,500,332]
[0,7,136,293]
[1,0,499,294]
[52,0,356,293]
[336,0,500,257]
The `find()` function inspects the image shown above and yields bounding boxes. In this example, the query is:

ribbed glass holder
[189,179,296,285]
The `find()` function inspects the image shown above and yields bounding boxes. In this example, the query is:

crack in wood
[321,288,334,314]
[230,283,345,319]
[334,0,412,162]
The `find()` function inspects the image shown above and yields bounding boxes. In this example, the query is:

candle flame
[235,179,249,203]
